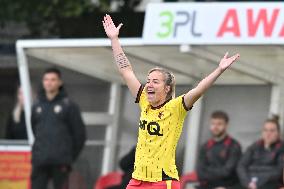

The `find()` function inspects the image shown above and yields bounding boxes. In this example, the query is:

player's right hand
[102,14,123,40]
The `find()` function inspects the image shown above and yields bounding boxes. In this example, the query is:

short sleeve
[170,95,191,118]
[135,85,148,109]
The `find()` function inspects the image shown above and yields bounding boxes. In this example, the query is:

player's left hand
[219,52,240,71]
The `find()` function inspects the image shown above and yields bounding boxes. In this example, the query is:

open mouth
[147,88,155,94]
[147,90,155,99]
[146,86,155,98]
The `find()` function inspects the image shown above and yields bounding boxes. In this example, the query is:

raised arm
[103,14,141,97]
[184,52,240,108]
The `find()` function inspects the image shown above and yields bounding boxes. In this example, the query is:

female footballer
[103,14,240,189]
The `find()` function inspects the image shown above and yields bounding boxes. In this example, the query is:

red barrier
[0,151,31,189]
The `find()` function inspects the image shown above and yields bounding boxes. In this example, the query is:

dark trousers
[31,164,71,189]
[196,184,242,189]
[238,182,280,189]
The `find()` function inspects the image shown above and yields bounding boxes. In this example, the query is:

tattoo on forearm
[116,53,130,69]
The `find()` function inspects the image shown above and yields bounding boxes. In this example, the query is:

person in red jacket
[237,116,284,189]
[196,111,242,189]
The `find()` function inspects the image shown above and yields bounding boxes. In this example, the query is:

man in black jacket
[196,111,242,189]
[31,68,86,189]
[237,118,284,189]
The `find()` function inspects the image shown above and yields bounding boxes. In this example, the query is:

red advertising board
[0,151,31,189]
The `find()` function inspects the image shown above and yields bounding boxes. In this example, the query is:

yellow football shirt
[132,85,190,182]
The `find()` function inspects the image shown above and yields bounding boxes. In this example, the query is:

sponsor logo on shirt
[139,120,163,136]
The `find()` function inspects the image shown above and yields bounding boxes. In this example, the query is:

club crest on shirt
[270,152,276,159]
[220,150,227,158]
[54,105,62,114]
[36,106,42,114]
[158,111,164,119]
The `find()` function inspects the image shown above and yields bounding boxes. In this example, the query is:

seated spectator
[107,146,136,189]
[5,86,28,140]
[196,111,242,189]
[237,116,284,189]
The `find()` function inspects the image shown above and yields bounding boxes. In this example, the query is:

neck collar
[150,97,172,110]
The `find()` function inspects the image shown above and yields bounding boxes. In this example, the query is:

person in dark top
[237,116,284,189]
[31,68,86,189]
[196,111,242,189]
[5,87,28,140]
[107,146,136,189]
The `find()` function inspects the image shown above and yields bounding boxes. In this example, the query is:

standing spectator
[237,116,284,189]
[196,111,242,189]
[31,68,86,189]
[5,86,28,140]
